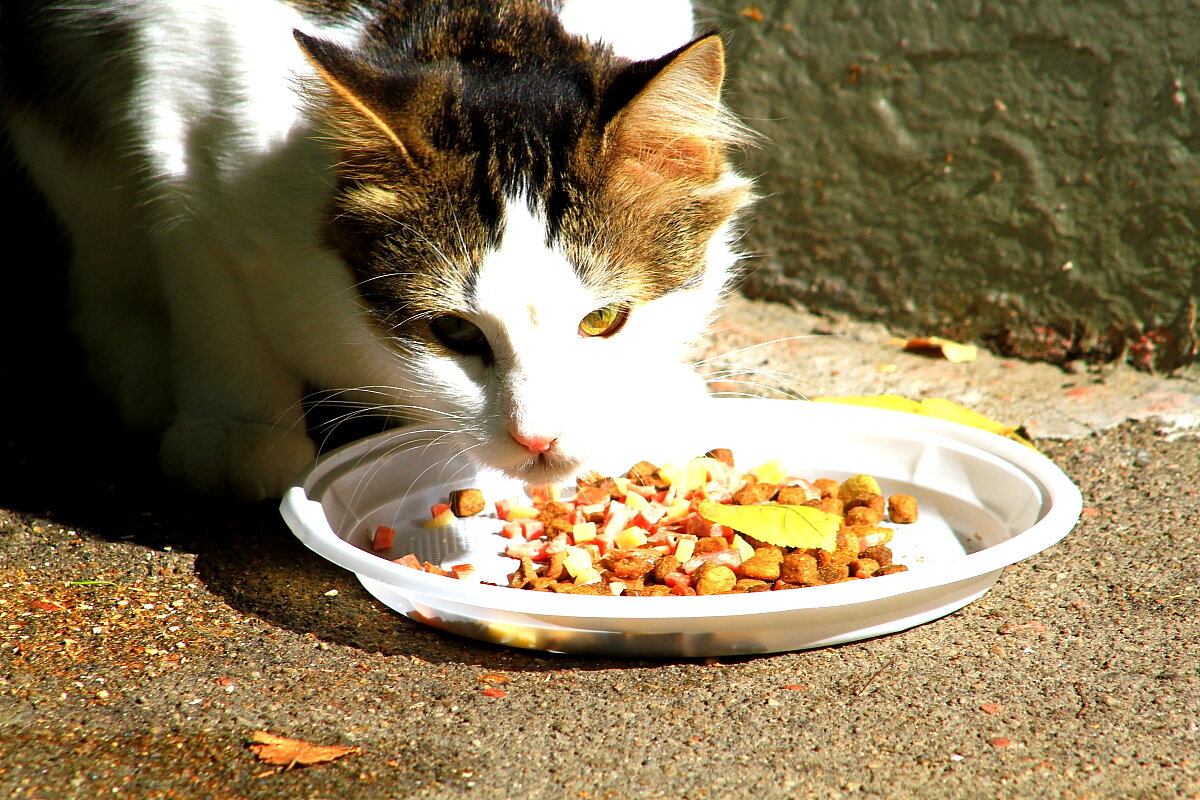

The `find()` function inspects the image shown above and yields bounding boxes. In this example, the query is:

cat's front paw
[160,417,316,500]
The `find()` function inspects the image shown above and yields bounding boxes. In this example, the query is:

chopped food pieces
[371,525,396,551]
[380,451,916,595]
[424,505,456,528]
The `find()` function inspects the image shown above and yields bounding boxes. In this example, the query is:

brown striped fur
[294,3,752,340]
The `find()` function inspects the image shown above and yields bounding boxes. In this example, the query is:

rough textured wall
[701,0,1200,370]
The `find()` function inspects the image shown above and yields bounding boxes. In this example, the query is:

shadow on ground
[2,162,672,672]
[0,341,632,669]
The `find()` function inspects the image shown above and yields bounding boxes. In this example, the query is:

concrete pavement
[1,296,1198,799]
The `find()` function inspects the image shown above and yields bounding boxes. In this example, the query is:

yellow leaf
[915,398,1034,448]
[811,394,923,414]
[696,500,840,551]
[915,397,1010,435]
[810,395,1036,449]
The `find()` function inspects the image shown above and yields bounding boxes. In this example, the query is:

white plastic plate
[280,399,1082,657]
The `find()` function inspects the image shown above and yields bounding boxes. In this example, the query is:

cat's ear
[604,34,749,181]
[293,30,427,165]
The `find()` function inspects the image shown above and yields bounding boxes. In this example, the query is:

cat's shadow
[7,385,720,668]
[0,337,662,669]
[0,160,710,672]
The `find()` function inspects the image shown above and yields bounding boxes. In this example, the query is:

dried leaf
[248,731,361,768]
[477,674,510,683]
[696,500,839,551]
[29,599,66,612]
[901,336,978,363]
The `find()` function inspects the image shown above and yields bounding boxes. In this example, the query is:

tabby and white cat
[1,0,754,499]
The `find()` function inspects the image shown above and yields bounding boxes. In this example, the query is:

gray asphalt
[2,297,1198,799]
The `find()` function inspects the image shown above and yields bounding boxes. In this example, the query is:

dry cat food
[377,449,917,596]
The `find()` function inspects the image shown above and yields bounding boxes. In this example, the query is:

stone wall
[702,0,1200,370]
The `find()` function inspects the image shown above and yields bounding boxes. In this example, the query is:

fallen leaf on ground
[477,674,510,683]
[814,394,922,414]
[29,599,66,612]
[900,335,978,363]
[248,731,361,768]
[810,395,1035,449]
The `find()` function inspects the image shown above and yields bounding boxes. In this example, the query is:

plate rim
[280,398,1083,621]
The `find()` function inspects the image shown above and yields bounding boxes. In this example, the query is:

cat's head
[296,17,754,484]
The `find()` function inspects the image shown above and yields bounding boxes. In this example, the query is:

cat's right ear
[602,34,752,184]
[293,30,428,166]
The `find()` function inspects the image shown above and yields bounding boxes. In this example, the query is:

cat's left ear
[294,30,428,165]
[603,34,750,181]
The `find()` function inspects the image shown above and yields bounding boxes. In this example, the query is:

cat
[0,0,754,500]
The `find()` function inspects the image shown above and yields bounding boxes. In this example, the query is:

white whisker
[691,334,824,367]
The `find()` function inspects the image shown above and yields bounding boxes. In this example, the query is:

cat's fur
[1,0,753,499]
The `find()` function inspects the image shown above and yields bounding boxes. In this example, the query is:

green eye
[578,304,630,338]
[429,315,491,358]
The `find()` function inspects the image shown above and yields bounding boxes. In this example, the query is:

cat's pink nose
[510,430,557,455]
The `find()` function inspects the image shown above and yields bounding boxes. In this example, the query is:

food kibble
[779,552,820,585]
[693,563,738,595]
[733,481,777,505]
[387,453,916,595]
[705,448,735,468]
[888,494,919,524]
[812,478,839,498]
[843,491,885,517]
[739,548,783,581]
[844,504,883,526]
[849,557,880,577]
[449,488,486,517]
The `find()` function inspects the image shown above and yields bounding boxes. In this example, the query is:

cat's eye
[429,314,491,358]
[578,304,630,338]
